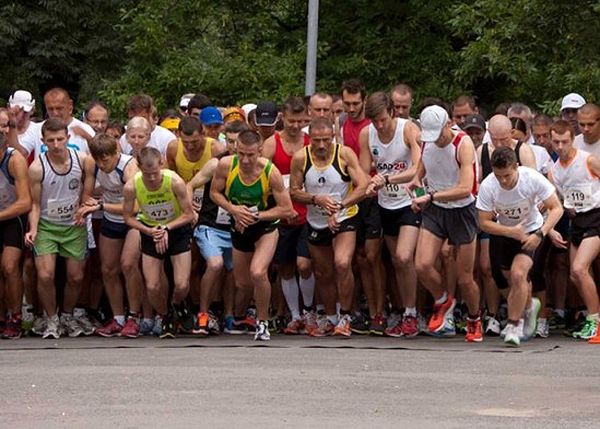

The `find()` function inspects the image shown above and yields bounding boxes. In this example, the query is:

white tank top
[304,144,358,229]
[96,154,133,224]
[551,149,600,213]
[0,149,17,212]
[40,149,83,226]
[422,131,477,208]
[368,119,412,209]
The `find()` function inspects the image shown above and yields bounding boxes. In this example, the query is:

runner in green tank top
[211,130,295,341]
[123,147,196,339]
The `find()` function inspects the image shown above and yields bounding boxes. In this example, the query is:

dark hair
[418,97,449,115]
[494,102,511,116]
[391,83,413,97]
[179,116,203,135]
[452,95,477,112]
[491,146,518,169]
[510,117,528,135]
[106,120,124,136]
[551,119,575,139]
[532,114,553,127]
[41,117,68,137]
[44,87,70,101]
[282,96,307,115]
[0,132,6,149]
[237,129,262,146]
[224,120,249,134]
[341,78,366,100]
[187,94,212,114]
[89,133,118,160]
[127,94,153,114]
[365,91,393,120]
[309,117,334,134]
[137,146,162,166]
[331,94,341,103]
[85,101,109,118]
[159,109,181,123]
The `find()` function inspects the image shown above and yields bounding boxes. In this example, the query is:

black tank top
[198,152,230,231]
[481,141,523,180]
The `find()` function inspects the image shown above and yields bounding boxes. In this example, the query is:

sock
[316,304,325,314]
[435,292,448,305]
[299,274,315,308]
[335,302,341,315]
[128,312,140,323]
[404,307,417,317]
[114,315,126,326]
[555,309,565,318]
[281,277,301,320]
[467,314,480,321]
[327,314,338,326]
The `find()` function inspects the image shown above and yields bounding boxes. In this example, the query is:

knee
[334,256,351,274]
[120,255,139,273]
[297,259,312,278]
[393,251,413,268]
[68,270,85,285]
[365,249,380,266]
[2,260,20,279]
[206,258,224,274]
[509,269,528,288]
[415,258,432,278]
[101,264,120,280]
[441,245,455,261]
[250,267,268,285]
[570,264,588,284]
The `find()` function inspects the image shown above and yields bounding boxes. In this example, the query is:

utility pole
[305,0,319,96]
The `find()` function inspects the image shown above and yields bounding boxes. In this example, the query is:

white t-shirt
[476,166,555,233]
[119,125,175,156]
[530,143,552,175]
[21,118,94,158]
[574,134,600,159]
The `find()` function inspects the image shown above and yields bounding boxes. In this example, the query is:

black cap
[255,101,278,126]
[462,114,486,131]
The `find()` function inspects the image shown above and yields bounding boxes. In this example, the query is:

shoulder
[153,125,177,143]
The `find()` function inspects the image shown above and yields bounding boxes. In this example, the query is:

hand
[234,219,246,234]
[71,126,93,142]
[405,178,422,193]
[566,208,577,218]
[154,230,168,255]
[521,231,542,253]
[231,205,259,228]
[74,205,93,226]
[366,174,386,197]
[287,209,299,223]
[537,202,547,214]
[151,226,166,241]
[192,200,202,212]
[314,195,340,216]
[84,197,100,207]
[410,194,431,213]
[548,229,568,249]
[25,230,37,248]
[327,213,340,233]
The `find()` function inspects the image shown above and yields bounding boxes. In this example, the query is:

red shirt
[342,117,371,157]
[273,132,310,225]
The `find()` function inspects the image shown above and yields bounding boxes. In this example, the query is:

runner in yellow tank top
[123,147,196,339]
[211,130,294,341]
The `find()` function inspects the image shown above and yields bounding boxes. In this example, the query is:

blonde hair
[126,116,151,134]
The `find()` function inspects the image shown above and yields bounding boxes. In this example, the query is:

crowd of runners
[1,80,600,347]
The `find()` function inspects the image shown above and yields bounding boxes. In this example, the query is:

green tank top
[134,169,182,226]
[224,155,273,210]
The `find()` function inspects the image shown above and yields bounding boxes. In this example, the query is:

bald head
[578,103,600,118]
[488,115,513,147]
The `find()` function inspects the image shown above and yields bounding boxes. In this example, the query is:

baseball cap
[9,90,35,112]
[420,105,449,142]
[179,93,194,109]
[255,101,278,126]
[462,114,486,132]
[199,106,223,126]
[561,93,586,111]
[160,117,180,131]
[223,107,246,123]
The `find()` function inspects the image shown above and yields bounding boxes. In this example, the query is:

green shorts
[34,219,87,260]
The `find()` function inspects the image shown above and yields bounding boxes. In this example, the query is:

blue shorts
[194,225,233,271]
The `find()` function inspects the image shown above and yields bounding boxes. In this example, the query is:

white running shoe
[254,321,271,341]
[42,315,60,339]
[485,315,501,336]
[73,308,95,336]
[536,317,549,338]
[60,314,84,338]
[503,323,520,347]
[523,298,541,339]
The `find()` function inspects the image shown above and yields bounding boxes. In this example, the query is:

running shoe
[549,312,566,331]
[173,302,194,334]
[572,315,598,340]
[484,315,501,336]
[208,312,221,335]
[334,314,352,337]
[193,312,209,335]
[159,313,176,339]
[121,318,140,338]
[73,308,95,336]
[587,327,600,344]
[303,310,318,335]
[222,315,235,334]
[369,314,387,336]
[350,313,369,335]
[21,305,34,334]
[32,316,47,336]
[254,321,271,341]
[454,304,467,333]
[386,312,402,332]
[535,318,549,338]
[400,314,419,338]
[523,298,541,339]
[503,323,520,347]
[283,318,305,335]
[42,315,60,340]
[417,313,428,335]
[428,297,456,333]
[385,319,404,337]
[61,314,84,338]
[429,315,456,337]
[465,318,483,342]
[3,315,22,339]
[243,311,257,335]
[225,318,247,335]
[95,319,123,337]
[139,318,155,336]
[309,318,335,337]
[152,315,163,337]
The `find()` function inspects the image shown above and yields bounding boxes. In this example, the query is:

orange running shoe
[588,329,600,344]
[193,312,209,335]
[428,297,456,333]
[465,318,483,343]
[309,317,335,337]
[334,314,352,337]
[283,318,305,335]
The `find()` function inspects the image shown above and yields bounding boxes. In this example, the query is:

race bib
[192,187,204,210]
[564,185,592,211]
[381,183,407,199]
[216,207,231,225]
[496,199,530,226]
[282,174,290,190]
[144,201,175,222]
[47,197,77,222]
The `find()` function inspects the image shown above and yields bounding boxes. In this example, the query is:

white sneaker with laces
[42,315,60,339]
[254,321,271,341]
[485,316,501,336]
[503,323,521,347]
[536,317,549,338]
[73,308,95,336]
[60,314,84,338]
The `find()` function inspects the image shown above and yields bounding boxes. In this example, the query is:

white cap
[241,103,257,118]
[420,105,449,142]
[179,93,194,108]
[561,93,586,111]
[8,90,35,112]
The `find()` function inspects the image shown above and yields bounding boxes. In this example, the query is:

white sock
[404,307,417,317]
[114,315,126,326]
[336,302,341,316]
[299,274,315,308]
[281,277,301,320]
[316,304,325,313]
[435,292,448,305]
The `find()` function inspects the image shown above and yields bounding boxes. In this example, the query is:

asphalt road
[1,334,599,428]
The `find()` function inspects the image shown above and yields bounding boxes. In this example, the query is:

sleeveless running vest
[175,137,214,183]
[225,155,273,210]
[0,148,17,212]
[421,131,477,208]
[96,153,133,224]
[304,144,358,229]
[368,119,412,210]
[198,153,232,231]
[273,132,310,224]
[552,149,600,213]
[135,169,182,226]
[40,149,83,226]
